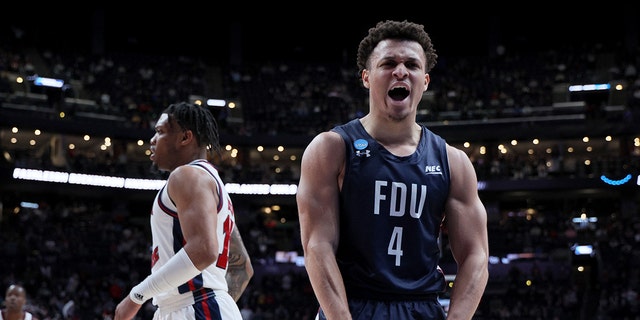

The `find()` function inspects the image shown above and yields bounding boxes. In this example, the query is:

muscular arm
[174,166,253,301]
[226,226,253,301]
[170,165,221,269]
[443,146,489,320]
[297,131,352,320]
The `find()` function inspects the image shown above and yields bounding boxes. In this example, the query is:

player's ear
[362,69,370,89]
[181,129,193,144]
[424,73,430,91]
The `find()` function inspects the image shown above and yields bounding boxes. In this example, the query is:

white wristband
[129,248,201,304]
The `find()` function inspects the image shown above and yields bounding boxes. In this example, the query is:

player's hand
[114,296,142,320]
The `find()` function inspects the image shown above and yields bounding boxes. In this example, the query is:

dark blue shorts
[317,297,446,320]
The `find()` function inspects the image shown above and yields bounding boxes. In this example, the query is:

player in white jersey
[1,284,38,320]
[115,102,253,320]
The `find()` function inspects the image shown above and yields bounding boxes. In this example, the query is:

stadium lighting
[568,83,610,92]
[11,167,296,195]
[31,76,65,88]
[207,99,226,107]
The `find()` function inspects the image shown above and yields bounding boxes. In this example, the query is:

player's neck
[2,309,28,320]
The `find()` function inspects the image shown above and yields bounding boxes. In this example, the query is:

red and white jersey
[149,159,236,308]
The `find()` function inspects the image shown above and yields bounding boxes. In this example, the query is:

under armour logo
[354,139,370,157]
[356,150,371,157]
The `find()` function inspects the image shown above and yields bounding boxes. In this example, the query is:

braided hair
[162,101,222,157]
[356,20,438,76]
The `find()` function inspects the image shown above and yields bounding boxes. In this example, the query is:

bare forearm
[225,227,254,301]
[446,254,488,320]
[226,259,252,301]
[305,244,352,320]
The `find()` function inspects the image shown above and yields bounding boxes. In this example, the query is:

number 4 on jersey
[388,226,404,266]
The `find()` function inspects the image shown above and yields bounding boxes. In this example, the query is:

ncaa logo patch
[354,139,370,157]
[354,139,368,150]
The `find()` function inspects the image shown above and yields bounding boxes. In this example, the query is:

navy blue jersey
[333,119,450,300]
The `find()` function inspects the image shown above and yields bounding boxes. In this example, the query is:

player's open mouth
[389,87,410,101]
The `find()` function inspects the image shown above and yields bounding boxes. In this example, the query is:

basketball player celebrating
[115,102,253,320]
[297,20,489,320]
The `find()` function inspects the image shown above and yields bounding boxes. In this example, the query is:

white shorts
[152,291,242,320]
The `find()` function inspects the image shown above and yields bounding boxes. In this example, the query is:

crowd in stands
[1,23,640,320]
[2,25,640,136]
[2,29,639,186]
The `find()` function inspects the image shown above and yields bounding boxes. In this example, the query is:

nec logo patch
[425,165,442,175]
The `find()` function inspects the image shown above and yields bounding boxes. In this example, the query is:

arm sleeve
[129,248,201,304]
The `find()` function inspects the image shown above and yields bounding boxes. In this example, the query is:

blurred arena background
[1,7,639,319]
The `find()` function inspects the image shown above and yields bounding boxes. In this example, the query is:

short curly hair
[356,20,438,76]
